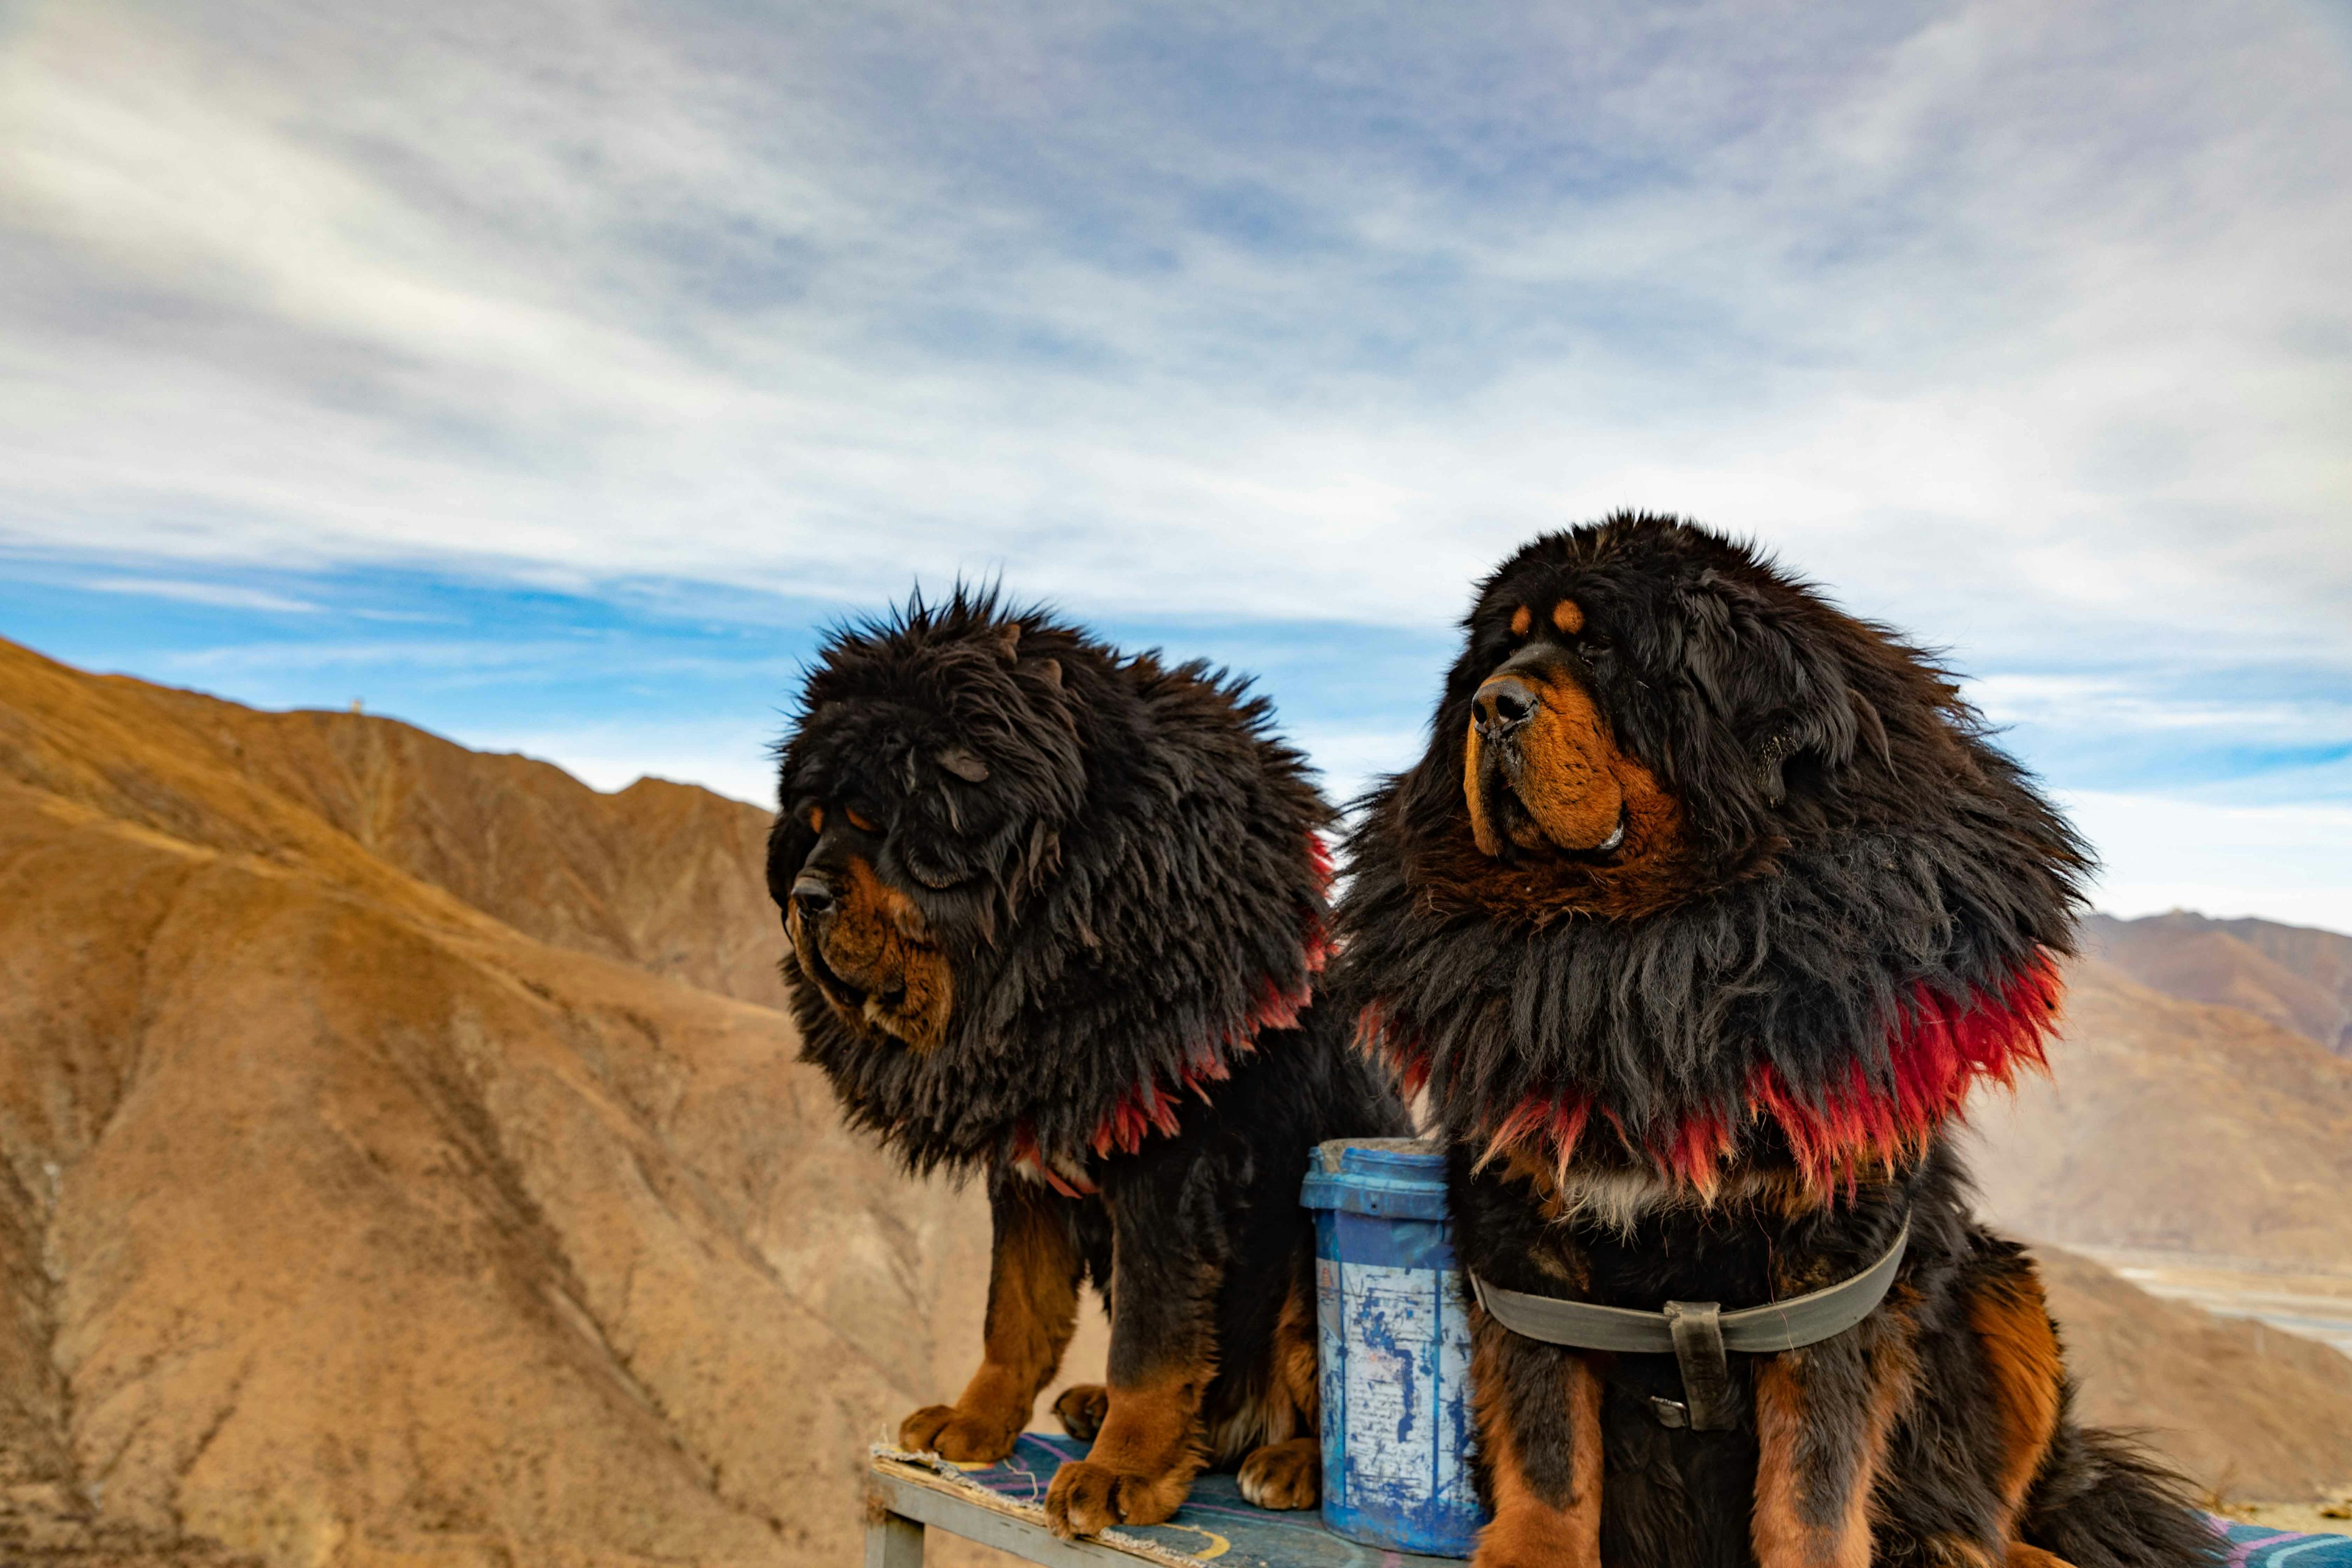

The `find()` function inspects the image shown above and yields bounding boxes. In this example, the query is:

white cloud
[78,576,320,613]
[1971,673,2352,743]
[491,719,778,809]
[2066,790,2352,935]
[0,0,2344,647]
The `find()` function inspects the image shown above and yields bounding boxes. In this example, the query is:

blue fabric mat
[952,1434,2352,1567]
[2219,1521,2352,1566]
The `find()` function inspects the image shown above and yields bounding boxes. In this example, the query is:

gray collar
[1468,1217,1911,1431]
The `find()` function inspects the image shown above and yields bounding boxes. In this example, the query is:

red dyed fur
[1365,953,2064,1193]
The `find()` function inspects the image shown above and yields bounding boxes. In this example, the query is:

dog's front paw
[1052,1384,1109,1442]
[899,1403,1018,1464]
[1237,1438,1319,1509]
[1045,1459,1190,1537]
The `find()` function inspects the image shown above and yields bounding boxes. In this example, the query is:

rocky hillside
[0,646,790,1009]
[0,635,1004,1567]
[1969,957,2352,1265]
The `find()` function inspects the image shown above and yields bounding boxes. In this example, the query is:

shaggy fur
[768,589,1404,1537]
[1336,516,2215,1568]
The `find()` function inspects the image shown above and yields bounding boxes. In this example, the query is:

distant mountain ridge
[2086,910,2352,1054]
[0,647,789,1008]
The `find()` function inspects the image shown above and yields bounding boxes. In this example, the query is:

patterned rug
[917,1434,2352,1567]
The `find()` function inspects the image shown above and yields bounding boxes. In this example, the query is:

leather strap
[1664,1301,1736,1431]
[1469,1217,1910,1373]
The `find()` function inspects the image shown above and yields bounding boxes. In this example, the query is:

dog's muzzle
[1474,675,1537,740]
[790,871,837,924]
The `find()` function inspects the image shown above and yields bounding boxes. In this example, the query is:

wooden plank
[870,1442,1469,1568]
[870,1470,1152,1568]
[866,1509,926,1568]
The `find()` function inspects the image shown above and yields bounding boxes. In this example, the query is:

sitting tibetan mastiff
[1336,516,2214,1568]
[768,590,1405,1539]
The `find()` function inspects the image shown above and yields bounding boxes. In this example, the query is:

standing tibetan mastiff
[769,590,1405,1539]
[1336,516,2214,1568]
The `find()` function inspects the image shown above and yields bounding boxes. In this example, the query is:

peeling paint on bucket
[1300,1137,1484,1558]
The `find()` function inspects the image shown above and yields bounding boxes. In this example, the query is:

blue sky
[2,1,2348,929]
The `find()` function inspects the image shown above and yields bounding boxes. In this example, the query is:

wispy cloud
[78,576,321,613]
[3,2,2345,635]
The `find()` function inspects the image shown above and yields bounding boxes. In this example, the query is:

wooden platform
[865,1434,2352,1568]
[866,1436,1460,1568]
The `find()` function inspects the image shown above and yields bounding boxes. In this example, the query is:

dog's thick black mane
[1335,514,2093,1174]
[771,587,1335,1174]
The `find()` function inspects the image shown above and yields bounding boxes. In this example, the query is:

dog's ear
[937,746,990,783]
[1750,677,1883,807]
[1753,729,1800,806]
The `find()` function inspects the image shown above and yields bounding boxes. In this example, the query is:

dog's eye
[844,805,880,833]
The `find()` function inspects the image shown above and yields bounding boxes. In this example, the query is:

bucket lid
[1300,1137,1451,1220]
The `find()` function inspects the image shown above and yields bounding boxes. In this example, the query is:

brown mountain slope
[1966,959,2352,1260]
[0,786,997,1566]
[0,641,1005,1567]
[2086,911,2352,1055]
[0,637,786,1008]
[1969,956,2352,1263]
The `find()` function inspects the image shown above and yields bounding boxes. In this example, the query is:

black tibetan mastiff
[768,590,1404,1538]
[1336,516,2214,1568]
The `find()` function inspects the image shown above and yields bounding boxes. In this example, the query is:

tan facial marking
[1510,672,1624,847]
[788,854,954,1050]
[1462,660,1684,874]
[1464,720,1498,856]
[1509,604,1533,637]
[845,804,878,832]
[807,804,824,832]
[1552,598,1584,635]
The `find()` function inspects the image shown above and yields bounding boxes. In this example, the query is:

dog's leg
[2003,1547,2077,1568]
[1051,1383,1109,1442]
[1236,1260,1322,1509]
[900,1175,1081,1464]
[1467,1309,1603,1568]
[1966,1257,2066,1558]
[1970,1264,2065,1538]
[1044,1194,1219,1537]
[1752,1298,1919,1568]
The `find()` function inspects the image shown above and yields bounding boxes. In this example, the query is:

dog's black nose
[1476,676,1537,733]
[790,873,837,921]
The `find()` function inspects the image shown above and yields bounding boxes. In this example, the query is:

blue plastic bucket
[1300,1137,1483,1558]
